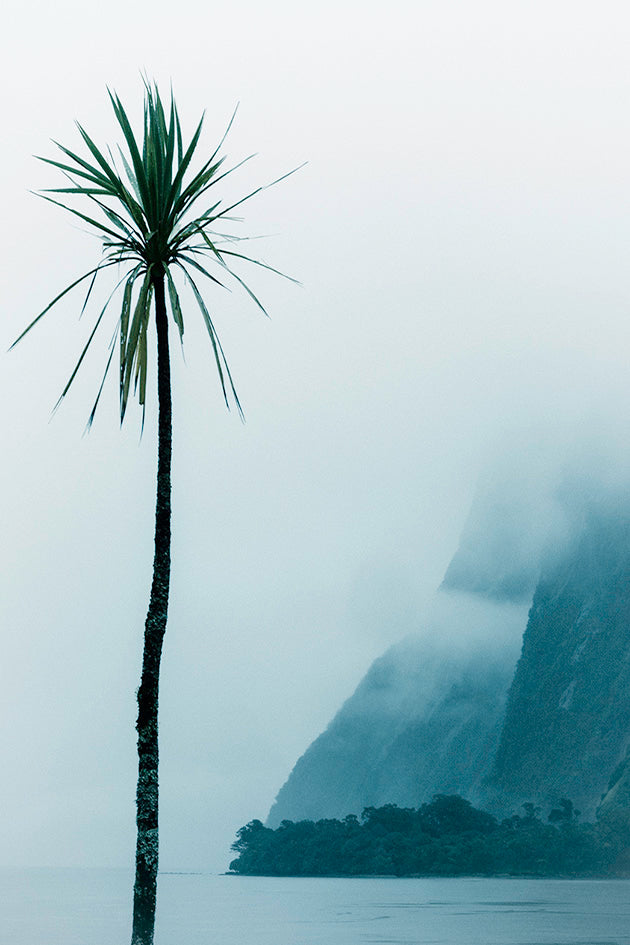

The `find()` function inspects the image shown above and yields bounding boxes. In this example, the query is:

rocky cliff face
[486,500,630,819]
[268,483,630,828]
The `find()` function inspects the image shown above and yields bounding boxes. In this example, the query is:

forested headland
[229,795,627,877]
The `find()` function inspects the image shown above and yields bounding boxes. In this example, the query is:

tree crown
[13,80,301,425]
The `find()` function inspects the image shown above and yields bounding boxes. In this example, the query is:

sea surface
[2,870,630,945]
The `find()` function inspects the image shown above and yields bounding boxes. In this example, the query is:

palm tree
[13,81,300,945]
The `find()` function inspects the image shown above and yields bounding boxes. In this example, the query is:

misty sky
[2,0,630,872]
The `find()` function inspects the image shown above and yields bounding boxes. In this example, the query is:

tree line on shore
[229,794,626,877]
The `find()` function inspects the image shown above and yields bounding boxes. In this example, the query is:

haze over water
[3,871,630,945]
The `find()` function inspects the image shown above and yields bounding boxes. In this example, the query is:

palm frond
[178,263,243,418]
[120,270,152,421]
[56,271,129,406]
[9,264,117,349]
[86,322,119,431]
[14,80,301,424]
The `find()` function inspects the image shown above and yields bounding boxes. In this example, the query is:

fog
[329,588,531,736]
[1,0,630,872]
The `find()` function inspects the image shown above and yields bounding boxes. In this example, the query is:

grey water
[2,870,630,945]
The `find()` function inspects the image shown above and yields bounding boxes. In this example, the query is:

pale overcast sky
[2,0,630,872]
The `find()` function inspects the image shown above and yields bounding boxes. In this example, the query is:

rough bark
[131,272,171,945]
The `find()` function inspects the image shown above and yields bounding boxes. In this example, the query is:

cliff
[487,500,630,818]
[268,482,630,829]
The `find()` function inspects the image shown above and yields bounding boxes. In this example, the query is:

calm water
[2,870,630,944]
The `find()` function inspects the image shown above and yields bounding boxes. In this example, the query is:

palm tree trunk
[131,271,171,945]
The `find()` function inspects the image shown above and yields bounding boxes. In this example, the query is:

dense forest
[229,795,625,877]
